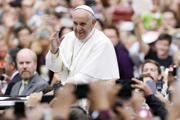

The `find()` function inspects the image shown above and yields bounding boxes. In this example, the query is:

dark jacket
[4,72,21,95]
[146,94,168,120]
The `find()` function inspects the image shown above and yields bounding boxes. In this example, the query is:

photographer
[132,78,168,120]
[142,59,168,97]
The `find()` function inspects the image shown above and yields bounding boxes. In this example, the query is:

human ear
[92,19,96,26]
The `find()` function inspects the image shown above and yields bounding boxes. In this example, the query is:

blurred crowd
[0,0,180,120]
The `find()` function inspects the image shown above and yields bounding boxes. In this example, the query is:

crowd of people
[0,0,180,120]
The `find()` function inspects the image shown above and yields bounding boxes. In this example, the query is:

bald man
[10,48,48,96]
[46,5,119,84]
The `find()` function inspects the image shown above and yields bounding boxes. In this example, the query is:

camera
[14,102,25,118]
[172,67,177,76]
[41,82,62,103]
[116,79,135,101]
[41,95,55,103]
[42,82,62,94]
[74,84,89,99]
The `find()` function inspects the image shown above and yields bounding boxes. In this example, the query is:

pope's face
[72,9,95,40]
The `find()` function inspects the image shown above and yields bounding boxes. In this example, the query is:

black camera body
[42,82,62,94]
[116,79,135,101]
[172,67,177,76]
[14,102,25,118]
[74,84,89,99]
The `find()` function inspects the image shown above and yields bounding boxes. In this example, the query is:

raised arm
[46,31,64,72]
[133,14,150,55]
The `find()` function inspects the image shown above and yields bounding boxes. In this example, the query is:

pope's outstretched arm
[46,31,64,72]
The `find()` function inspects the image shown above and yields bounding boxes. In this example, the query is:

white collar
[22,80,28,85]
[10,71,19,80]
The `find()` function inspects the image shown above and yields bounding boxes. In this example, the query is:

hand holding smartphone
[131,78,155,97]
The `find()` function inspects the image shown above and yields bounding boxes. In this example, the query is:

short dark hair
[142,59,161,74]
[8,48,21,69]
[96,18,104,29]
[58,26,73,38]
[157,33,172,45]
[15,25,32,37]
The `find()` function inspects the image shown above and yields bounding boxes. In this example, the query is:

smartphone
[156,81,163,92]
[172,67,177,76]
[14,102,25,118]
[74,84,89,99]
[146,80,156,94]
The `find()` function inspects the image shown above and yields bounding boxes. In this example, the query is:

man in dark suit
[4,48,21,95]
[10,48,49,96]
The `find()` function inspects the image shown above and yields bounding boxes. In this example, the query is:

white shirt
[10,71,19,80]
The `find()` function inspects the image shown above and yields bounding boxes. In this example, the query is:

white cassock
[46,28,119,85]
